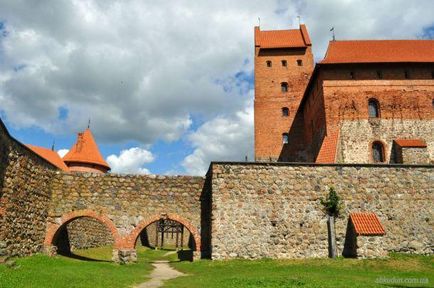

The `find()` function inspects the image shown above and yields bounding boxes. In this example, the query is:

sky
[0,0,433,176]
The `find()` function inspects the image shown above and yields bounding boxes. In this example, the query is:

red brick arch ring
[125,213,201,251]
[44,209,122,249]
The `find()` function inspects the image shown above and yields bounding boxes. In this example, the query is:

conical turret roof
[63,128,110,170]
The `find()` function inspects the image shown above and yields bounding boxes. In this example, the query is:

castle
[254,25,433,164]
[0,24,432,263]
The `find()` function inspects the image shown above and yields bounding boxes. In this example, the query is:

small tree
[320,187,342,258]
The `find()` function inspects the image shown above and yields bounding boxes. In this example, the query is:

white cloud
[57,149,69,158]
[106,147,154,174]
[182,99,254,175]
[0,0,433,173]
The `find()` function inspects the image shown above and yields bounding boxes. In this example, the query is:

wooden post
[155,222,159,250]
[175,229,179,251]
[180,225,184,250]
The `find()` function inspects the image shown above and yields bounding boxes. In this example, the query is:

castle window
[404,70,410,79]
[368,99,380,118]
[281,82,288,92]
[297,59,303,66]
[266,60,272,67]
[282,133,289,144]
[377,70,383,79]
[350,71,355,79]
[281,60,287,67]
[372,141,385,163]
[282,107,289,117]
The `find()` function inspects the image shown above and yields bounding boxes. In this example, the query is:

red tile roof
[63,129,110,170]
[315,129,339,163]
[26,144,69,171]
[350,212,385,236]
[394,139,427,148]
[255,24,311,49]
[321,40,434,64]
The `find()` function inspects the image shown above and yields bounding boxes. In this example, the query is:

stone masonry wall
[401,147,430,164]
[338,120,433,164]
[0,120,57,257]
[210,162,433,260]
[48,173,205,249]
[67,217,114,250]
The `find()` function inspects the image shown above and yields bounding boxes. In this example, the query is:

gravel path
[136,260,184,288]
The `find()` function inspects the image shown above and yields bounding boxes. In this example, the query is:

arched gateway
[44,209,202,263]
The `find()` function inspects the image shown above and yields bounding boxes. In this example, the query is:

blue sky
[0,0,433,175]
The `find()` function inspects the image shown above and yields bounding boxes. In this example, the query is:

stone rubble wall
[67,217,114,250]
[401,147,430,164]
[338,119,433,164]
[0,120,57,257]
[48,172,205,248]
[209,162,433,260]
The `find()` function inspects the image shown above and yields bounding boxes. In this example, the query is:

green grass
[0,246,175,288]
[166,253,433,288]
[0,248,432,288]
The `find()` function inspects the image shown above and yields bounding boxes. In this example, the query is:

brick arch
[125,213,201,251]
[44,209,122,249]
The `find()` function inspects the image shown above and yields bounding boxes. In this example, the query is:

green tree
[320,187,342,258]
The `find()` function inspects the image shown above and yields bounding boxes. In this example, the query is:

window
[266,60,272,67]
[282,133,289,144]
[281,82,288,92]
[297,59,303,66]
[404,70,409,79]
[377,70,383,79]
[372,141,385,163]
[431,71,434,79]
[368,99,380,118]
[282,107,289,117]
[350,71,355,79]
[281,60,287,67]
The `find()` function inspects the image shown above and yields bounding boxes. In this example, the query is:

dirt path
[136,260,184,288]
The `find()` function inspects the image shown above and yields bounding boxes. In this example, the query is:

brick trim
[125,213,201,251]
[44,209,122,249]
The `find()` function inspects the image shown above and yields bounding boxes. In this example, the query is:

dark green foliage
[320,187,342,217]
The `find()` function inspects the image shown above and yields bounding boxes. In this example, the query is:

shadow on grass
[58,251,111,263]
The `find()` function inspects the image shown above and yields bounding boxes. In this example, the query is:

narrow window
[281,82,288,92]
[297,59,303,66]
[282,133,289,144]
[431,71,434,79]
[281,60,287,67]
[282,107,289,117]
[404,70,409,79]
[377,70,383,79]
[372,141,385,163]
[266,60,272,67]
[350,71,355,79]
[368,99,380,118]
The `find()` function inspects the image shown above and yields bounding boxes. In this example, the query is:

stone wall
[338,120,433,164]
[400,147,430,164]
[67,217,114,250]
[209,162,433,260]
[47,173,205,252]
[0,119,57,257]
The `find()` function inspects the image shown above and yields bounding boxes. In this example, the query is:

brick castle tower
[254,24,314,161]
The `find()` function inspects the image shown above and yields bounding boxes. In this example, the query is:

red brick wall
[301,64,434,163]
[254,46,314,161]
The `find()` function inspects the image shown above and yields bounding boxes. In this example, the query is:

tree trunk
[327,214,337,258]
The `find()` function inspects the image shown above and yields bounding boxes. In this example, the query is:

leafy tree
[320,187,342,258]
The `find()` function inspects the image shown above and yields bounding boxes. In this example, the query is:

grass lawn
[166,253,433,288]
[0,247,432,288]
[0,246,175,288]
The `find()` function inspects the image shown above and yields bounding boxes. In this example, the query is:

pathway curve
[136,260,184,288]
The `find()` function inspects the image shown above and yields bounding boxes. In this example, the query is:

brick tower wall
[254,42,314,161]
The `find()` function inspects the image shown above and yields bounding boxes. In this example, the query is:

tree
[320,187,342,258]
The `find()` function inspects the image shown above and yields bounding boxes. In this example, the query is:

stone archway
[44,209,122,260]
[126,213,201,260]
